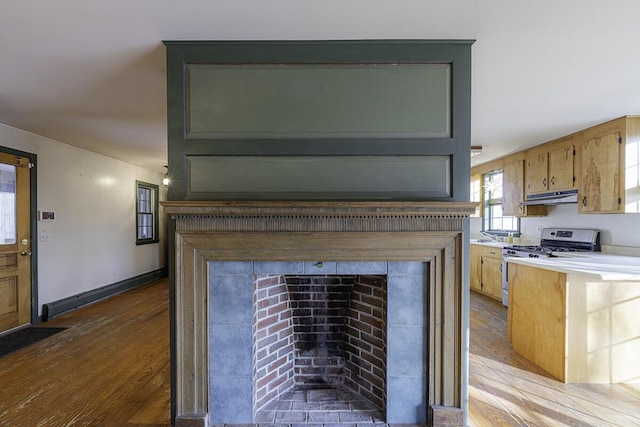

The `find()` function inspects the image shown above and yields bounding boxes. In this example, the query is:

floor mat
[0,327,67,358]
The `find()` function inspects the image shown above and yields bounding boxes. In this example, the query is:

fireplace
[165,201,473,427]
[212,263,430,424]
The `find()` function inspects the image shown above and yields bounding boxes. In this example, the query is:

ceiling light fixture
[471,146,483,157]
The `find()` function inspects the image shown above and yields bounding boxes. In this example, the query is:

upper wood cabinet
[578,121,624,213]
[526,136,575,195]
[548,140,576,191]
[576,116,640,213]
[472,115,640,215]
[525,149,548,194]
[503,158,547,217]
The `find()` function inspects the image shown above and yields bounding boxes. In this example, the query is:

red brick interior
[253,275,295,411]
[252,274,387,416]
[344,275,387,411]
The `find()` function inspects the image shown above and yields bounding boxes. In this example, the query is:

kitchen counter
[506,253,640,281]
[507,254,640,384]
[469,239,510,248]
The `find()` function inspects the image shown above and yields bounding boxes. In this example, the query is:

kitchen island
[507,254,640,383]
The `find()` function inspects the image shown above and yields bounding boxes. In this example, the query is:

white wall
[0,123,167,315]
[471,203,640,255]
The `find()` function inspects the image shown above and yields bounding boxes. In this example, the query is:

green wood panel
[186,155,451,200]
[187,64,450,139]
[165,40,473,202]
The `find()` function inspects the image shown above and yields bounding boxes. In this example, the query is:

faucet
[480,231,503,242]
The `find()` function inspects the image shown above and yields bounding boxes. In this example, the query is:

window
[136,181,159,245]
[626,138,640,213]
[0,163,16,244]
[470,174,481,218]
[482,170,519,234]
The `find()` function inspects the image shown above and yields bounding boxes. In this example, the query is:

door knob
[21,250,32,256]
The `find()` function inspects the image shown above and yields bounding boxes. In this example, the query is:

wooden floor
[1,280,639,426]
[0,279,170,427]
[469,290,640,427]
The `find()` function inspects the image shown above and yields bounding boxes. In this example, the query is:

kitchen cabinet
[508,263,566,381]
[503,158,547,217]
[578,121,624,213]
[525,148,548,194]
[472,115,640,215]
[508,259,640,383]
[525,136,575,195]
[470,244,502,300]
[548,140,575,191]
[577,116,640,213]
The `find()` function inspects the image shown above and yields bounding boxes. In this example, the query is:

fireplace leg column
[175,236,209,427]
[427,236,464,427]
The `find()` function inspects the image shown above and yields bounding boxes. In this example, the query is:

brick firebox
[253,274,388,415]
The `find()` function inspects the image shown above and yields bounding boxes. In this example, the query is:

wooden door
[481,252,502,300]
[502,159,524,216]
[0,152,32,333]
[549,143,575,191]
[503,159,547,217]
[526,152,549,194]
[579,132,623,213]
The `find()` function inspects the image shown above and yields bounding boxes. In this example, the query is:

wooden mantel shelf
[162,200,478,217]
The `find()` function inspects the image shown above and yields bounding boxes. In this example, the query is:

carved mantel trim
[163,200,477,217]
[164,201,476,233]
[165,201,474,427]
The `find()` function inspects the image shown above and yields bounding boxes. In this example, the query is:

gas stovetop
[503,228,601,258]
[503,245,554,258]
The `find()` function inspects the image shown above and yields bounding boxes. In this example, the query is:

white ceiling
[2,1,639,173]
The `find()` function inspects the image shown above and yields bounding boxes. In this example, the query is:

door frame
[0,145,38,325]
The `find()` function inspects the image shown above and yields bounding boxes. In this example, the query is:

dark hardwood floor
[0,279,170,426]
[1,279,638,426]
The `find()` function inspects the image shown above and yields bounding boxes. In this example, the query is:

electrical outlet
[39,231,51,242]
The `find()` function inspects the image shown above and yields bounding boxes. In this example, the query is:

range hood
[523,189,579,206]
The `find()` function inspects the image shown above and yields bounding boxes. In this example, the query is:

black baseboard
[41,268,168,321]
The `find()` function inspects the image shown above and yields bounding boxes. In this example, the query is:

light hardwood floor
[1,280,638,426]
[469,290,640,426]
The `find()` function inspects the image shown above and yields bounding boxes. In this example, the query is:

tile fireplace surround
[163,201,475,427]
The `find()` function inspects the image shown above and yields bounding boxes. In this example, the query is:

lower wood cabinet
[508,263,566,381]
[508,261,640,383]
[470,244,502,300]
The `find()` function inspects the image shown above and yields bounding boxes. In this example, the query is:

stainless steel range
[501,228,600,306]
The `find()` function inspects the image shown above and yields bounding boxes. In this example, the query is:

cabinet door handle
[543,177,547,187]
[582,196,587,207]
[551,176,555,186]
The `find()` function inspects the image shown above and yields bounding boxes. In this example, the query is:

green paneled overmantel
[164,39,473,201]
